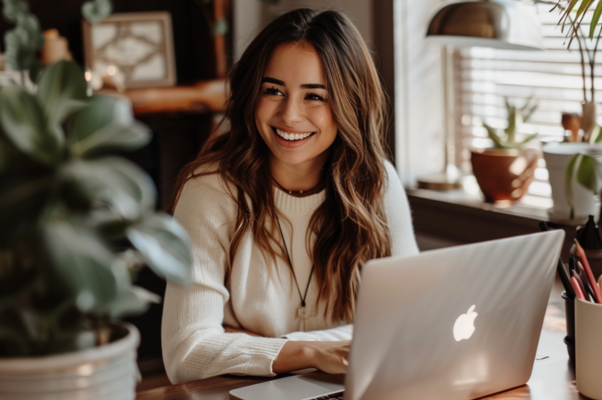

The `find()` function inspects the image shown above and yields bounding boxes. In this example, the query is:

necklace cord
[276,216,315,308]
[273,177,322,195]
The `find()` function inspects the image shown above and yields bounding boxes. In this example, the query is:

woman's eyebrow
[261,77,325,89]
[301,83,326,89]
[261,77,285,85]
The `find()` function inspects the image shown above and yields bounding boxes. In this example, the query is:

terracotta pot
[470,148,539,202]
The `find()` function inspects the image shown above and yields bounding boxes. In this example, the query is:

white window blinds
[457,1,601,197]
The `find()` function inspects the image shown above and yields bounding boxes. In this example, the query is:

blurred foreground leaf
[58,157,156,220]
[105,286,161,319]
[69,95,151,157]
[41,221,118,313]
[37,60,88,129]
[0,85,61,165]
[0,176,52,245]
[127,213,192,284]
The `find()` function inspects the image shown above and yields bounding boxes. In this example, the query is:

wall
[394,0,445,185]
[233,0,373,61]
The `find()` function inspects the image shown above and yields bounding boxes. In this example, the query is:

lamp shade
[426,0,543,50]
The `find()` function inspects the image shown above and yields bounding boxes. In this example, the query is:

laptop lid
[345,230,564,400]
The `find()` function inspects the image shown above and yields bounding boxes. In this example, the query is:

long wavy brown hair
[168,9,391,323]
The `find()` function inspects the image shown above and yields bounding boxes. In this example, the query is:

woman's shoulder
[176,164,237,213]
[383,159,396,177]
[382,159,401,186]
[184,163,232,193]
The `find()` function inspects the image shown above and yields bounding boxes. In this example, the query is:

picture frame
[82,12,176,89]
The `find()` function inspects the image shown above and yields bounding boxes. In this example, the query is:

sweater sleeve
[161,174,288,384]
[384,161,420,256]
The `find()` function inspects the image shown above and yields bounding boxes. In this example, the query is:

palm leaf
[559,0,581,33]
[576,0,595,20]
[590,0,602,37]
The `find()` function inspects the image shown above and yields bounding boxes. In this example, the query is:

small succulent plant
[483,97,538,150]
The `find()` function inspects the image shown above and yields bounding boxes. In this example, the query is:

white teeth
[275,128,313,141]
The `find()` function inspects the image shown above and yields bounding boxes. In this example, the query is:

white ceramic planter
[0,323,140,400]
[543,142,601,224]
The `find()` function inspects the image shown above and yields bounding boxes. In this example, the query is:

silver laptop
[230,230,564,400]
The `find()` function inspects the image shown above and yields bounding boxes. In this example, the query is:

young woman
[161,8,419,383]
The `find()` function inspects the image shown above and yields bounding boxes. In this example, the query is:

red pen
[574,240,602,303]
[571,276,587,301]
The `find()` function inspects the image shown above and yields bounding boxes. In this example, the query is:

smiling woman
[161,8,419,383]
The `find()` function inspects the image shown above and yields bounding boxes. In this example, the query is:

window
[457,2,601,197]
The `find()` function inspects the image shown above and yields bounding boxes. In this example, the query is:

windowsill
[407,187,552,223]
[406,179,574,258]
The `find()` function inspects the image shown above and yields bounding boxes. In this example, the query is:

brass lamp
[417,0,543,190]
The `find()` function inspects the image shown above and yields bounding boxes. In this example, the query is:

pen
[577,262,597,303]
[558,259,575,298]
[574,240,602,303]
[571,276,587,301]
[571,276,585,300]
[569,257,576,275]
[571,270,589,301]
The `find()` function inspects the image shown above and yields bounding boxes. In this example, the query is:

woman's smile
[272,126,317,147]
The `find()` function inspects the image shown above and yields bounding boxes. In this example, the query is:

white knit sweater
[161,161,419,383]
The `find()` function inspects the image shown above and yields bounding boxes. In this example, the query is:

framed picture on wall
[82,12,176,89]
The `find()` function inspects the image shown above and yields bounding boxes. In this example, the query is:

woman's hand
[307,341,351,374]
[224,326,261,337]
[272,340,351,374]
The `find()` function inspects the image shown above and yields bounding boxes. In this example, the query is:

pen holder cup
[576,297,602,399]
[562,291,575,366]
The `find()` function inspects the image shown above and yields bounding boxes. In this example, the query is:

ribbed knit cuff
[244,336,290,376]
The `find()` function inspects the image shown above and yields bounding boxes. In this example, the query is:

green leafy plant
[0,0,192,357]
[482,97,538,150]
[542,1,602,218]
[564,134,602,218]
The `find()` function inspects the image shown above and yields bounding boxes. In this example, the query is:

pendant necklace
[276,216,315,332]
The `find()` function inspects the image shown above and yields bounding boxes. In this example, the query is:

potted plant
[0,1,192,399]
[471,98,539,202]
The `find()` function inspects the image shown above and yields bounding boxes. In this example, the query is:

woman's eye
[264,87,283,96]
[306,93,325,101]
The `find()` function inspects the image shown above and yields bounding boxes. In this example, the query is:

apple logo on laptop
[453,305,478,341]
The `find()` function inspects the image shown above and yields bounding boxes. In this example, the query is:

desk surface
[136,285,585,400]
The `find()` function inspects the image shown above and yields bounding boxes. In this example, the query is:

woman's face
[255,42,338,170]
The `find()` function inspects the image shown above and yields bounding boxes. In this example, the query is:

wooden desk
[136,286,584,400]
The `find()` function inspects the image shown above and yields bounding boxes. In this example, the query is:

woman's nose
[279,97,303,124]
